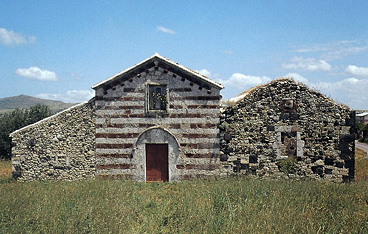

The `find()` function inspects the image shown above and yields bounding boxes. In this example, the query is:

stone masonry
[93,54,223,181]
[10,56,356,182]
[10,100,96,181]
[220,79,355,182]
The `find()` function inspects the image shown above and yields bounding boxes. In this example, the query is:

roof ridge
[10,100,92,137]
[92,54,224,90]
[225,77,350,109]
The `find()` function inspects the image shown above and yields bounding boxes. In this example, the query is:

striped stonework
[93,54,224,181]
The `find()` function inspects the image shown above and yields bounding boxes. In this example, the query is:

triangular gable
[92,53,224,91]
[225,78,350,109]
[10,100,93,137]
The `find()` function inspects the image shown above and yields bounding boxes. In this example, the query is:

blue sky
[1,1,368,109]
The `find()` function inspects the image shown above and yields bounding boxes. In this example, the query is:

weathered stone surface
[94,61,223,181]
[220,79,355,182]
[11,100,96,181]
[10,58,355,183]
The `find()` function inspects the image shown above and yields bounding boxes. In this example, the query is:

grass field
[0,160,11,183]
[0,152,367,233]
[356,147,368,181]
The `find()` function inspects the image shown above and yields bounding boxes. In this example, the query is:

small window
[149,85,167,111]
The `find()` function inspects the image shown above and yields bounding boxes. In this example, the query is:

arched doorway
[133,127,180,182]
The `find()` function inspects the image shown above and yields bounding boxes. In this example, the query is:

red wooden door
[146,144,168,182]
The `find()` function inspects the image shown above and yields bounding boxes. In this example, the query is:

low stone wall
[10,100,96,181]
[220,79,355,182]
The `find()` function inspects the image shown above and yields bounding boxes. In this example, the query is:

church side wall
[11,101,96,181]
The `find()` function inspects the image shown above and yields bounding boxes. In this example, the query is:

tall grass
[1,148,368,233]
[1,178,367,233]
[356,147,368,181]
[0,160,11,183]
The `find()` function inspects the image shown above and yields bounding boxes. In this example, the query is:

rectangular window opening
[149,85,167,111]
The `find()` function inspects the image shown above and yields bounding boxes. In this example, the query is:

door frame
[133,127,180,182]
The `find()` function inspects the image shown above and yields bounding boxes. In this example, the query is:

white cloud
[0,28,36,46]
[294,40,368,60]
[196,69,212,77]
[156,26,175,35]
[325,46,368,60]
[219,73,271,90]
[295,40,356,53]
[280,75,368,109]
[345,65,368,77]
[222,69,368,109]
[283,57,332,71]
[36,90,94,103]
[279,74,368,109]
[310,77,368,109]
[314,78,359,91]
[15,67,58,81]
[281,74,367,107]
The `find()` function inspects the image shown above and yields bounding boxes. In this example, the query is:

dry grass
[0,178,367,233]
[355,147,368,181]
[0,159,368,233]
[0,160,12,183]
[0,151,367,233]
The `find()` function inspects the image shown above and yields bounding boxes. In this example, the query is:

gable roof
[223,78,350,109]
[92,53,224,90]
[9,100,93,137]
[223,78,292,106]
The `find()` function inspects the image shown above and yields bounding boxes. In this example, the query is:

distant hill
[0,95,76,115]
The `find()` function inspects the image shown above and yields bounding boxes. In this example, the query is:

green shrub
[279,156,298,174]
[0,104,51,160]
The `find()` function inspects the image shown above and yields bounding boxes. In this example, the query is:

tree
[28,104,52,123]
[356,122,368,143]
[0,104,51,160]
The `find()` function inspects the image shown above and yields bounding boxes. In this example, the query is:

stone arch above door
[133,127,180,182]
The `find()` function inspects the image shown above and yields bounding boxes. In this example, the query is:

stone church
[10,54,355,182]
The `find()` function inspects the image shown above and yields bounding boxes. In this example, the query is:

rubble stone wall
[10,101,96,181]
[220,79,355,182]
